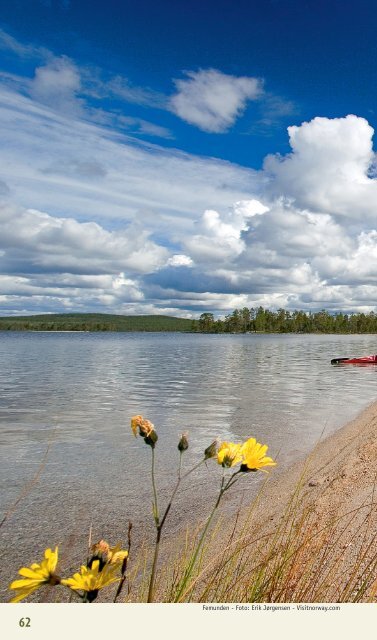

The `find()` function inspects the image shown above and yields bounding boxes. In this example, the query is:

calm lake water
[2,331,377,597]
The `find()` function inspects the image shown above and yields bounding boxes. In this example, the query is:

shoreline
[251,397,377,518]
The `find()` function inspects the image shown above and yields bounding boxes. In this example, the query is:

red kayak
[331,354,377,365]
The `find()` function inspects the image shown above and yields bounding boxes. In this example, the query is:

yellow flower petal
[217,442,243,468]
[9,547,60,603]
[108,543,128,565]
[18,568,42,579]
[61,560,120,593]
[10,579,42,589]
[10,587,39,603]
[240,437,276,471]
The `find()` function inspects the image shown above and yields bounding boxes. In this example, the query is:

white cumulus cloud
[0,202,168,275]
[170,69,263,132]
[166,254,194,267]
[264,114,377,219]
[184,199,269,262]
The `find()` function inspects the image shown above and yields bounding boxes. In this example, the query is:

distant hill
[0,313,197,332]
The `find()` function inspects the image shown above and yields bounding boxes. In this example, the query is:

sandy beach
[214,398,377,602]
[2,400,377,603]
[253,397,377,538]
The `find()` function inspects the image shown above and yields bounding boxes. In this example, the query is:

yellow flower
[9,547,60,603]
[61,559,119,594]
[108,543,128,565]
[240,437,276,472]
[217,441,243,468]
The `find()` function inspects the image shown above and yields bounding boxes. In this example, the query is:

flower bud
[178,433,189,452]
[204,439,219,459]
[144,429,158,448]
[91,540,110,557]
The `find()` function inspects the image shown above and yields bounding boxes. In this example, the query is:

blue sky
[1,0,377,317]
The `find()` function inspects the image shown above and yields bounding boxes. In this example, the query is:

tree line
[2,309,377,334]
[193,307,377,334]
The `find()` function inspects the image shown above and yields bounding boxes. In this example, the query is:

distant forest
[0,313,194,332]
[194,307,377,334]
[1,308,377,333]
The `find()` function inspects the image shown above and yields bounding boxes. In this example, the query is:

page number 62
[19,618,31,628]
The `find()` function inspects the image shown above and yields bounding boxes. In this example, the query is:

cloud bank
[1,29,377,317]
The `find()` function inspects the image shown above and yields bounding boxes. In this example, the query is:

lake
[1,331,377,598]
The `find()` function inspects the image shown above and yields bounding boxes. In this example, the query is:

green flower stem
[147,455,207,603]
[151,447,159,527]
[147,519,163,603]
[174,469,242,602]
[223,469,242,491]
